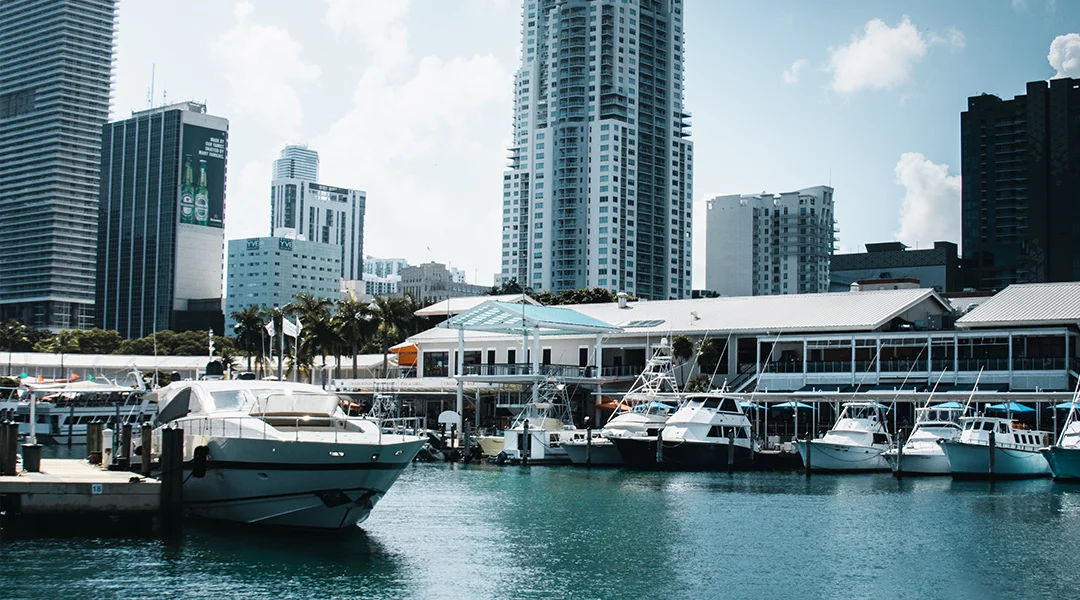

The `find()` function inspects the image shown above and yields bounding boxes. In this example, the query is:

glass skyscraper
[500,0,693,300]
[0,0,117,329]
[272,145,320,182]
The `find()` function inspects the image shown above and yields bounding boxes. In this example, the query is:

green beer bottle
[180,155,195,224]
[195,159,209,226]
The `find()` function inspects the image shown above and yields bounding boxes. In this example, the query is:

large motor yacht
[884,403,966,475]
[610,393,755,471]
[151,380,426,530]
[563,339,681,466]
[794,402,892,472]
[1041,402,1080,481]
[941,415,1052,479]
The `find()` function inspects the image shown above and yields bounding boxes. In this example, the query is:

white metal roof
[414,294,540,318]
[957,282,1080,328]
[408,288,949,343]
[442,301,621,335]
[0,352,396,372]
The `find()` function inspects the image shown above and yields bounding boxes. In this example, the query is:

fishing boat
[793,402,892,472]
[1041,401,1080,481]
[563,339,682,466]
[496,379,578,464]
[884,403,966,475]
[609,393,755,471]
[941,415,1052,479]
[151,379,426,530]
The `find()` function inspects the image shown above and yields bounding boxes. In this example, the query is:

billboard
[179,124,227,228]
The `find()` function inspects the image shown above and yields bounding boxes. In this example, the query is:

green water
[3,462,1080,599]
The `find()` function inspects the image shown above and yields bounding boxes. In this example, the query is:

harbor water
[4,460,1080,599]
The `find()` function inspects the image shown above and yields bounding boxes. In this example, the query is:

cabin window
[873,433,889,444]
[736,427,748,439]
[154,388,192,426]
[1014,434,1022,444]
[701,398,721,410]
[982,422,994,431]
[965,422,975,430]
[718,398,739,413]
[998,423,1008,434]
[210,390,248,411]
[707,425,724,438]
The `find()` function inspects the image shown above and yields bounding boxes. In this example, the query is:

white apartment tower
[705,186,835,297]
[272,145,319,181]
[500,0,693,300]
[270,179,366,281]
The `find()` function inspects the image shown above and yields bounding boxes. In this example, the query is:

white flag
[295,316,303,336]
[282,317,299,338]
[264,320,275,337]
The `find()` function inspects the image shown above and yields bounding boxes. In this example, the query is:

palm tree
[333,298,377,378]
[284,294,336,382]
[367,296,419,378]
[229,305,265,372]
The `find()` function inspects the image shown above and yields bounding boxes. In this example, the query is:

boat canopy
[928,401,966,410]
[985,402,1034,413]
[772,401,816,411]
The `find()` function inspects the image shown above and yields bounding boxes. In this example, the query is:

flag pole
[278,315,284,381]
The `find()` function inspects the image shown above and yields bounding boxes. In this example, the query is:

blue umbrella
[772,401,816,411]
[985,402,1034,413]
[931,401,966,409]
[1054,401,1080,410]
[739,401,763,411]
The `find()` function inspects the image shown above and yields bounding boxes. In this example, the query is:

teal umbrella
[985,402,1034,413]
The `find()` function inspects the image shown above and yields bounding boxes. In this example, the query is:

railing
[458,363,644,379]
[374,416,426,438]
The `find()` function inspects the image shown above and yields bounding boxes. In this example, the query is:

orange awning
[391,343,418,367]
[595,396,624,412]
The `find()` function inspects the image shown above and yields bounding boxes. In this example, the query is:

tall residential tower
[0,0,117,329]
[500,0,693,300]
[272,144,319,181]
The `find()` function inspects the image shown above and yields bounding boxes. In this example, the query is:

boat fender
[495,450,508,465]
[191,445,209,478]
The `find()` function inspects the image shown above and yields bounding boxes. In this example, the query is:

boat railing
[958,434,1052,452]
[181,413,425,444]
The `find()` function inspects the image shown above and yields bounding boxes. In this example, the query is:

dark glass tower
[961,77,1080,290]
[0,0,117,329]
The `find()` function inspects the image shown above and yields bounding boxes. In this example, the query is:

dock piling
[119,422,133,470]
[988,430,996,482]
[140,422,152,476]
[655,428,663,465]
[522,420,530,466]
[67,404,75,446]
[895,435,904,480]
[727,431,734,474]
[87,421,102,464]
[804,439,812,477]
[585,417,592,467]
[160,427,184,530]
[4,421,18,475]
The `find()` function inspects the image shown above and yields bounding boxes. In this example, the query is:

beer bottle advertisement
[178,124,227,228]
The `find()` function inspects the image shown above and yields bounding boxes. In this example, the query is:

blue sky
[111,0,1079,287]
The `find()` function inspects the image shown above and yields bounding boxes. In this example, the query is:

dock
[0,458,160,516]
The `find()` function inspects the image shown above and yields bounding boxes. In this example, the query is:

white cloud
[827,16,931,94]
[324,0,412,68]
[893,153,961,249]
[1012,0,1028,10]
[208,1,320,139]
[1048,33,1080,78]
[782,58,809,84]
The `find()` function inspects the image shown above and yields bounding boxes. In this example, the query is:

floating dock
[0,458,160,516]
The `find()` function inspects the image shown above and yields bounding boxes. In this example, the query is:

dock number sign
[91,484,103,495]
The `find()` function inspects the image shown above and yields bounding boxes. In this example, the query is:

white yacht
[794,402,892,472]
[1041,402,1080,480]
[941,415,1052,479]
[497,379,578,464]
[2,380,154,444]
[609,393,755,470]
[151,380,426,530]
[884,404,966,475]
[563,339,681,466]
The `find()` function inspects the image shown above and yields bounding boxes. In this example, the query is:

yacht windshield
[209,390,253,411]
[251,392,342,417]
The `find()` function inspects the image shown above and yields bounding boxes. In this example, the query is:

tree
[489,278,530,295]
[365,296,420,377]
[0,320,35,352]
[685,373,711,393]
[284,294,337,381]
[229,305,265,372]
[696,338,724,377]
[671,335,694,363]
[333,298,377,378]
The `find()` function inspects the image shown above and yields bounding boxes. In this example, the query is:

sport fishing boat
[610,393,755,471]
[563,339,681,466]
[151,379,426,530]
[1041,402,1080,481]
[884,403,966,475]
[941,415,1052,479]
[794,402,892,472]
[497,378,578,465]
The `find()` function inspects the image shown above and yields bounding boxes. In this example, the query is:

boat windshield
[841,405,877,420]
[250,392,342,417]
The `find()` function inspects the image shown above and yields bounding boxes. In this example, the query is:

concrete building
[0,0,117,329]
[96,102,228,338]
[364,256,409,278]
[961,78,1080,290]
[339,274,401,301]
[270,179,366,280]
[225,234,342,324]
[831,241,960,293]
[705,186,835,296]
[499,0,693,300]
[272,144,319,181]
[400,262,488,304]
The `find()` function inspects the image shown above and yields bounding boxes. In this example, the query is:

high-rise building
[705,186,835,297]
[400,262,488,305]
[830,241,960,293]
[961,77,1080,290]
[499,0,693,300]
[96,102,228,338]
[270,179,366,280]
[0,0,117,329]
[363,256,409,278]
[272,144,319,181]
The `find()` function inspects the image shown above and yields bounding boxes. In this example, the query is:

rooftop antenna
[146,64,155,109]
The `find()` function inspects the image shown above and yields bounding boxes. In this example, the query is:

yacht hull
[1040,447,1080,481]
[475,435,504,457]
[562,439,623,466]
[610,437,755,471]
[182,436,425,530]
[941,441,1050,479]
[884,448,952,475]
[501,428,573,464]
[795,440,890,473]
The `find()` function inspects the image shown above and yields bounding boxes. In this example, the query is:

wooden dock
[0,459,160,515]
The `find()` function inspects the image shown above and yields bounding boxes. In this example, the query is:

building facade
[364,256,409,278]
[705,186,835,296]
[499,0,693,300]
[831,241,960,293]
[96,102,228,338]
[961,77,1080,290]
[0,0,117,329]
[270,179,366,280]
[272,144,319,181]
[225,234,341,327]
[400,262,488,305]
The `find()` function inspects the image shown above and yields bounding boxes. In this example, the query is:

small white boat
[794,402,892,472]
[884,404,966,475]
[151,380,426,530]
[941,415,1052,479]
[498,379,577,464]
[1040,401,1080,480]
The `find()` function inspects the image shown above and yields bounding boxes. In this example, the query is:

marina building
[961,77,1080,291]
[225,234,341,320]
[400,262,488,305]
[499,0,693,300]
[0,0,117,330]
[830,241,960,293]
[271,144,319,181]
[96,102,228,339]
[269,180,366,281]
[705,186,835,297]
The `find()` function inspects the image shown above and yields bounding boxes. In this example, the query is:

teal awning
[985,402,1034,413]
[441,301,621,335]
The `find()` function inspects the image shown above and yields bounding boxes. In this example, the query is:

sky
[110,0,1080,288]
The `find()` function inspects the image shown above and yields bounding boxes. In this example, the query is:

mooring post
[160,427,184,531]
[585,416,592,467]
[88,421,102,464]
[449,424,457,463]
[988,429,996,482]
[0,417,9,476]
[120,421,133,470]
[727,429,735,474]
[522,420,530,466]
[67,404,75,446]
[141,422,152,476]
[804,439,812,477]
[895,433,904,480]
[655,428,663,465]
[6,421,19,475]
